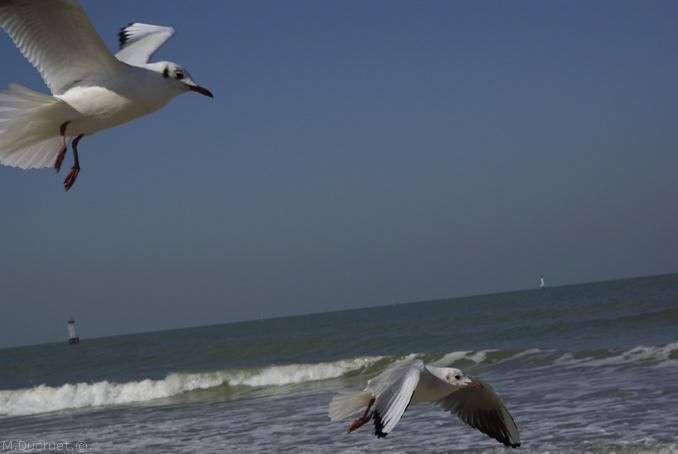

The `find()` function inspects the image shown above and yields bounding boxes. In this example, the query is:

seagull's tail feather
[328,391,373,421]
[0,84,73,169]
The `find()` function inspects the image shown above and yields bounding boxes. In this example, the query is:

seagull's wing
[437,377,520,448]
[0,0,122,95]
[116,23,175,65]
[366,359,424,437]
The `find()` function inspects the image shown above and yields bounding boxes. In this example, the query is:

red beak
[189,85,214,98]
[467,379,483,389]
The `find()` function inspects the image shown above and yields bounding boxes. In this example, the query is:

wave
[2,343,676,417]
[0,356,385,417]
[0,374,221,417]
[0,351,483,417]
[554,342,678,368]
[432,349,499,366]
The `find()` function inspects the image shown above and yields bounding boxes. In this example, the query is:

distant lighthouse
[67,318,80,345]
[539,274,546,289]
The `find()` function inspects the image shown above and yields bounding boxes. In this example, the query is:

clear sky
[1,0,677,348]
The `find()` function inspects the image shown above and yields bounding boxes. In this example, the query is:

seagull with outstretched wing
[329,359,521,448]
[0,0,212,190]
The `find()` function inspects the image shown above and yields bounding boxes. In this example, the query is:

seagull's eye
[454,374,461,380]
[175,72,184,80]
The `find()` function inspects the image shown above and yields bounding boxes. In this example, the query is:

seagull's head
[157,61,213,98]
[441,368,483,389]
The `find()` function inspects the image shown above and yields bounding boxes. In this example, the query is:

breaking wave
[2,343,676,417]
[432,349,499,366]
[0,356,384,416]
[554,342,678,368]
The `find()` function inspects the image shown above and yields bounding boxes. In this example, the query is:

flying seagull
[329,359,521,448]
[0,0,213,191]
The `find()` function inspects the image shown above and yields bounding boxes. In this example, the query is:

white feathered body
[328,362,455,422]
[0,65,178,169]
[0,0,201,171]
[328,359,521,448]
[56,65,178,135]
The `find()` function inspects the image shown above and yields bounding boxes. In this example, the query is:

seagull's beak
[465,378,483,389]
[188,84,214,98]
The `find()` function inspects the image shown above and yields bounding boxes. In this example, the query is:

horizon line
[2,270,676,351]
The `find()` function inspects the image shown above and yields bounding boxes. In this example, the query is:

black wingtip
[117,22,135,49]
[373,411,388,438]
[497,434,520,448]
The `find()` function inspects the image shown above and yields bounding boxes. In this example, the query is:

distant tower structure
[539,274,546,289]
[67,318,80,344]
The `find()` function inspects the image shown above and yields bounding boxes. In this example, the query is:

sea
[1,274,677,453]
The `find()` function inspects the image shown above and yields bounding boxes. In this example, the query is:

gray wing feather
[437,377,520,448]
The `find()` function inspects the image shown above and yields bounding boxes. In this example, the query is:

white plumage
[0,84,71,169]
[0,0,212,190]
[329,359,521,448]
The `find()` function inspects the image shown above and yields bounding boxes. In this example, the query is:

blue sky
[1,1,677,347]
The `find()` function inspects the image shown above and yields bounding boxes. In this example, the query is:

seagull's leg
[63,134,83,191]
[348,397,376,433]
[54,121,70,173]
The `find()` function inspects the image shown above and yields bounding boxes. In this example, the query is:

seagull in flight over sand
[0,0,213,191]
[329,359,521,448]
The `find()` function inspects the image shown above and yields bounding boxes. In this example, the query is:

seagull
[0,0,213,191]
[328,359,521,448]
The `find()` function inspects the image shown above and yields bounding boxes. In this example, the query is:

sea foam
[0,356,383,417]
[433,349,498,366]
[4,343,675,417]
[554,342,678,368]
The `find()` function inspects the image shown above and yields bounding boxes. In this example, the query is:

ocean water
[1,274,677,453]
